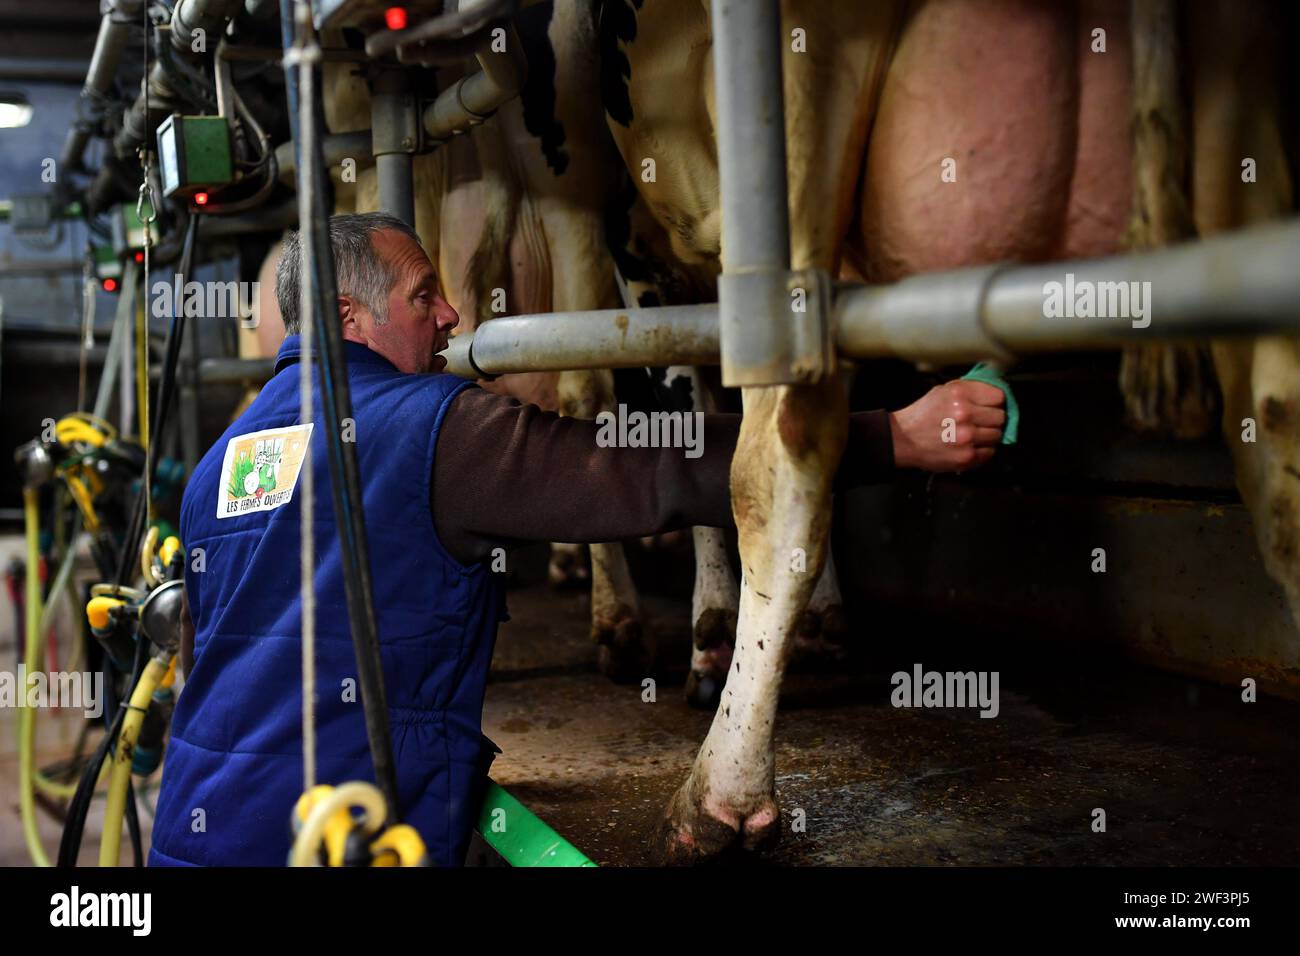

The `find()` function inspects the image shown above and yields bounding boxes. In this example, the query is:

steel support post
[371,69,418,227]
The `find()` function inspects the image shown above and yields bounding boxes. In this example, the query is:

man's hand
[889,380,1007,472]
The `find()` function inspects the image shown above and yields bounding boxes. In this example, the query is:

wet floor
[483,553,1300,866]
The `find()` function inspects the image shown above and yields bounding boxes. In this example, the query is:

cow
[593,0,1298,862]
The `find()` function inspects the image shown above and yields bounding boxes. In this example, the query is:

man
[148,212,1005,866]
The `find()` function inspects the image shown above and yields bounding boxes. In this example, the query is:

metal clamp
[718,267,836,387]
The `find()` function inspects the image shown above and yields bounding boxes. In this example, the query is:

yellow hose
[289,782,387,867]
[28,514,87,800]
[99,654,169,867]
[18,488,50,865]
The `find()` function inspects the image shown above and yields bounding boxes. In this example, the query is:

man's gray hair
[275,212,424,335]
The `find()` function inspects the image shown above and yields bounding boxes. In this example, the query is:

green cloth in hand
[962,362,1019,445]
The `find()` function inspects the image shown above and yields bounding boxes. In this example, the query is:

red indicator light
[134,251,144,263]
[103,278,118,293]
[194,191,209,206]
[385,7,407,30]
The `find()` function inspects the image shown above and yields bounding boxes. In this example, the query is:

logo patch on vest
[214,423,314,519]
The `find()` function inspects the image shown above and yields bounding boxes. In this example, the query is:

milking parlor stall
[1,0,1299,898]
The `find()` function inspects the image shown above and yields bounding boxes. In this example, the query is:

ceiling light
[0,93,32,129]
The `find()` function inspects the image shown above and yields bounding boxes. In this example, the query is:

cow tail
[1117,0,1220,439]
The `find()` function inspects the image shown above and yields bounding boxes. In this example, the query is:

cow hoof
[684,670,723,710]
[593,611,649,683]
[817,604,848,644]
[638,529,686,551]
[651,785,780,865]
[692,607,736,650]
[548,549,590,590]
[793,605,850,666]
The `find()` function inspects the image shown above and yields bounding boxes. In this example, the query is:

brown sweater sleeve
[431,386,895,566]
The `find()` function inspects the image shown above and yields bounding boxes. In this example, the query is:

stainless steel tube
[835,218,1300,362]
[441,304,719,379]
[441,219,1300,376]
[709,0,795,386]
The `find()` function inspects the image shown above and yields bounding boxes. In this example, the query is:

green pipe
[475,781,596,867]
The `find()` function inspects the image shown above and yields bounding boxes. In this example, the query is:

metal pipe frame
[371,70,417,226]
[60,0,144,174]
[443,304,719,379]
[113,0,245,160]
[171,0,245,55]
[275,131,373,184]
[421,22,527,143]
[709,0,812,388]
[440,218,1300,379]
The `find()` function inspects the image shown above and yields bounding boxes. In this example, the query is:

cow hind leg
[686,525,738,709]
[1184,1,1300,627]
[652,365,742,709]
[556,368,653,680]
[655,378,848,862]
[795,543,848,654]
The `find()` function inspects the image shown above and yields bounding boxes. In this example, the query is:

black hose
[285,8,400,823]
[56,710,122,866]
[125,777,144,867]
[112,215,201,590]
[56,635,142,866]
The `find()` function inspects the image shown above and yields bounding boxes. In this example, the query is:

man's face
[339,228,459,374]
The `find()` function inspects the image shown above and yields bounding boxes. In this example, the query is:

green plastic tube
[475,781,596,867]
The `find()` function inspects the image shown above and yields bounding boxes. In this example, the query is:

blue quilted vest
[148,336,507,866]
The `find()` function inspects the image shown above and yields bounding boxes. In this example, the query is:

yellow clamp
[290,783,428,867]
[86,595,128,632]
[64,473,103,533]
[370,825,430,867]
[55,413,117,449]
[159,535,181,569]
[141,529,182,587]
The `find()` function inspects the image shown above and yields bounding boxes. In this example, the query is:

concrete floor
[4,545,1299,867]
[483,571,1300,866]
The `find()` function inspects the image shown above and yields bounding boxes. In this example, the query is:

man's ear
[338,295,367,345]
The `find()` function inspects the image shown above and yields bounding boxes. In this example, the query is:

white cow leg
[1182,4,1300,630]
[656,378,847,863]
[590,540,650,682]
[686,526,738,709]
[556,368,651,680]
[794,541,849,660]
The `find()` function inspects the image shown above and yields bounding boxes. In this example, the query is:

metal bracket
[719,267,835,387]
[370,69,420,156]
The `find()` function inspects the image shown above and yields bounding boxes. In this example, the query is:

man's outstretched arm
[431,380,1004,566]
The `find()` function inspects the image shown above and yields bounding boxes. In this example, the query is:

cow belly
[858,0,1133,282]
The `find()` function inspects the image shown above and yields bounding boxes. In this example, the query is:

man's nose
[436,299,459,332]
